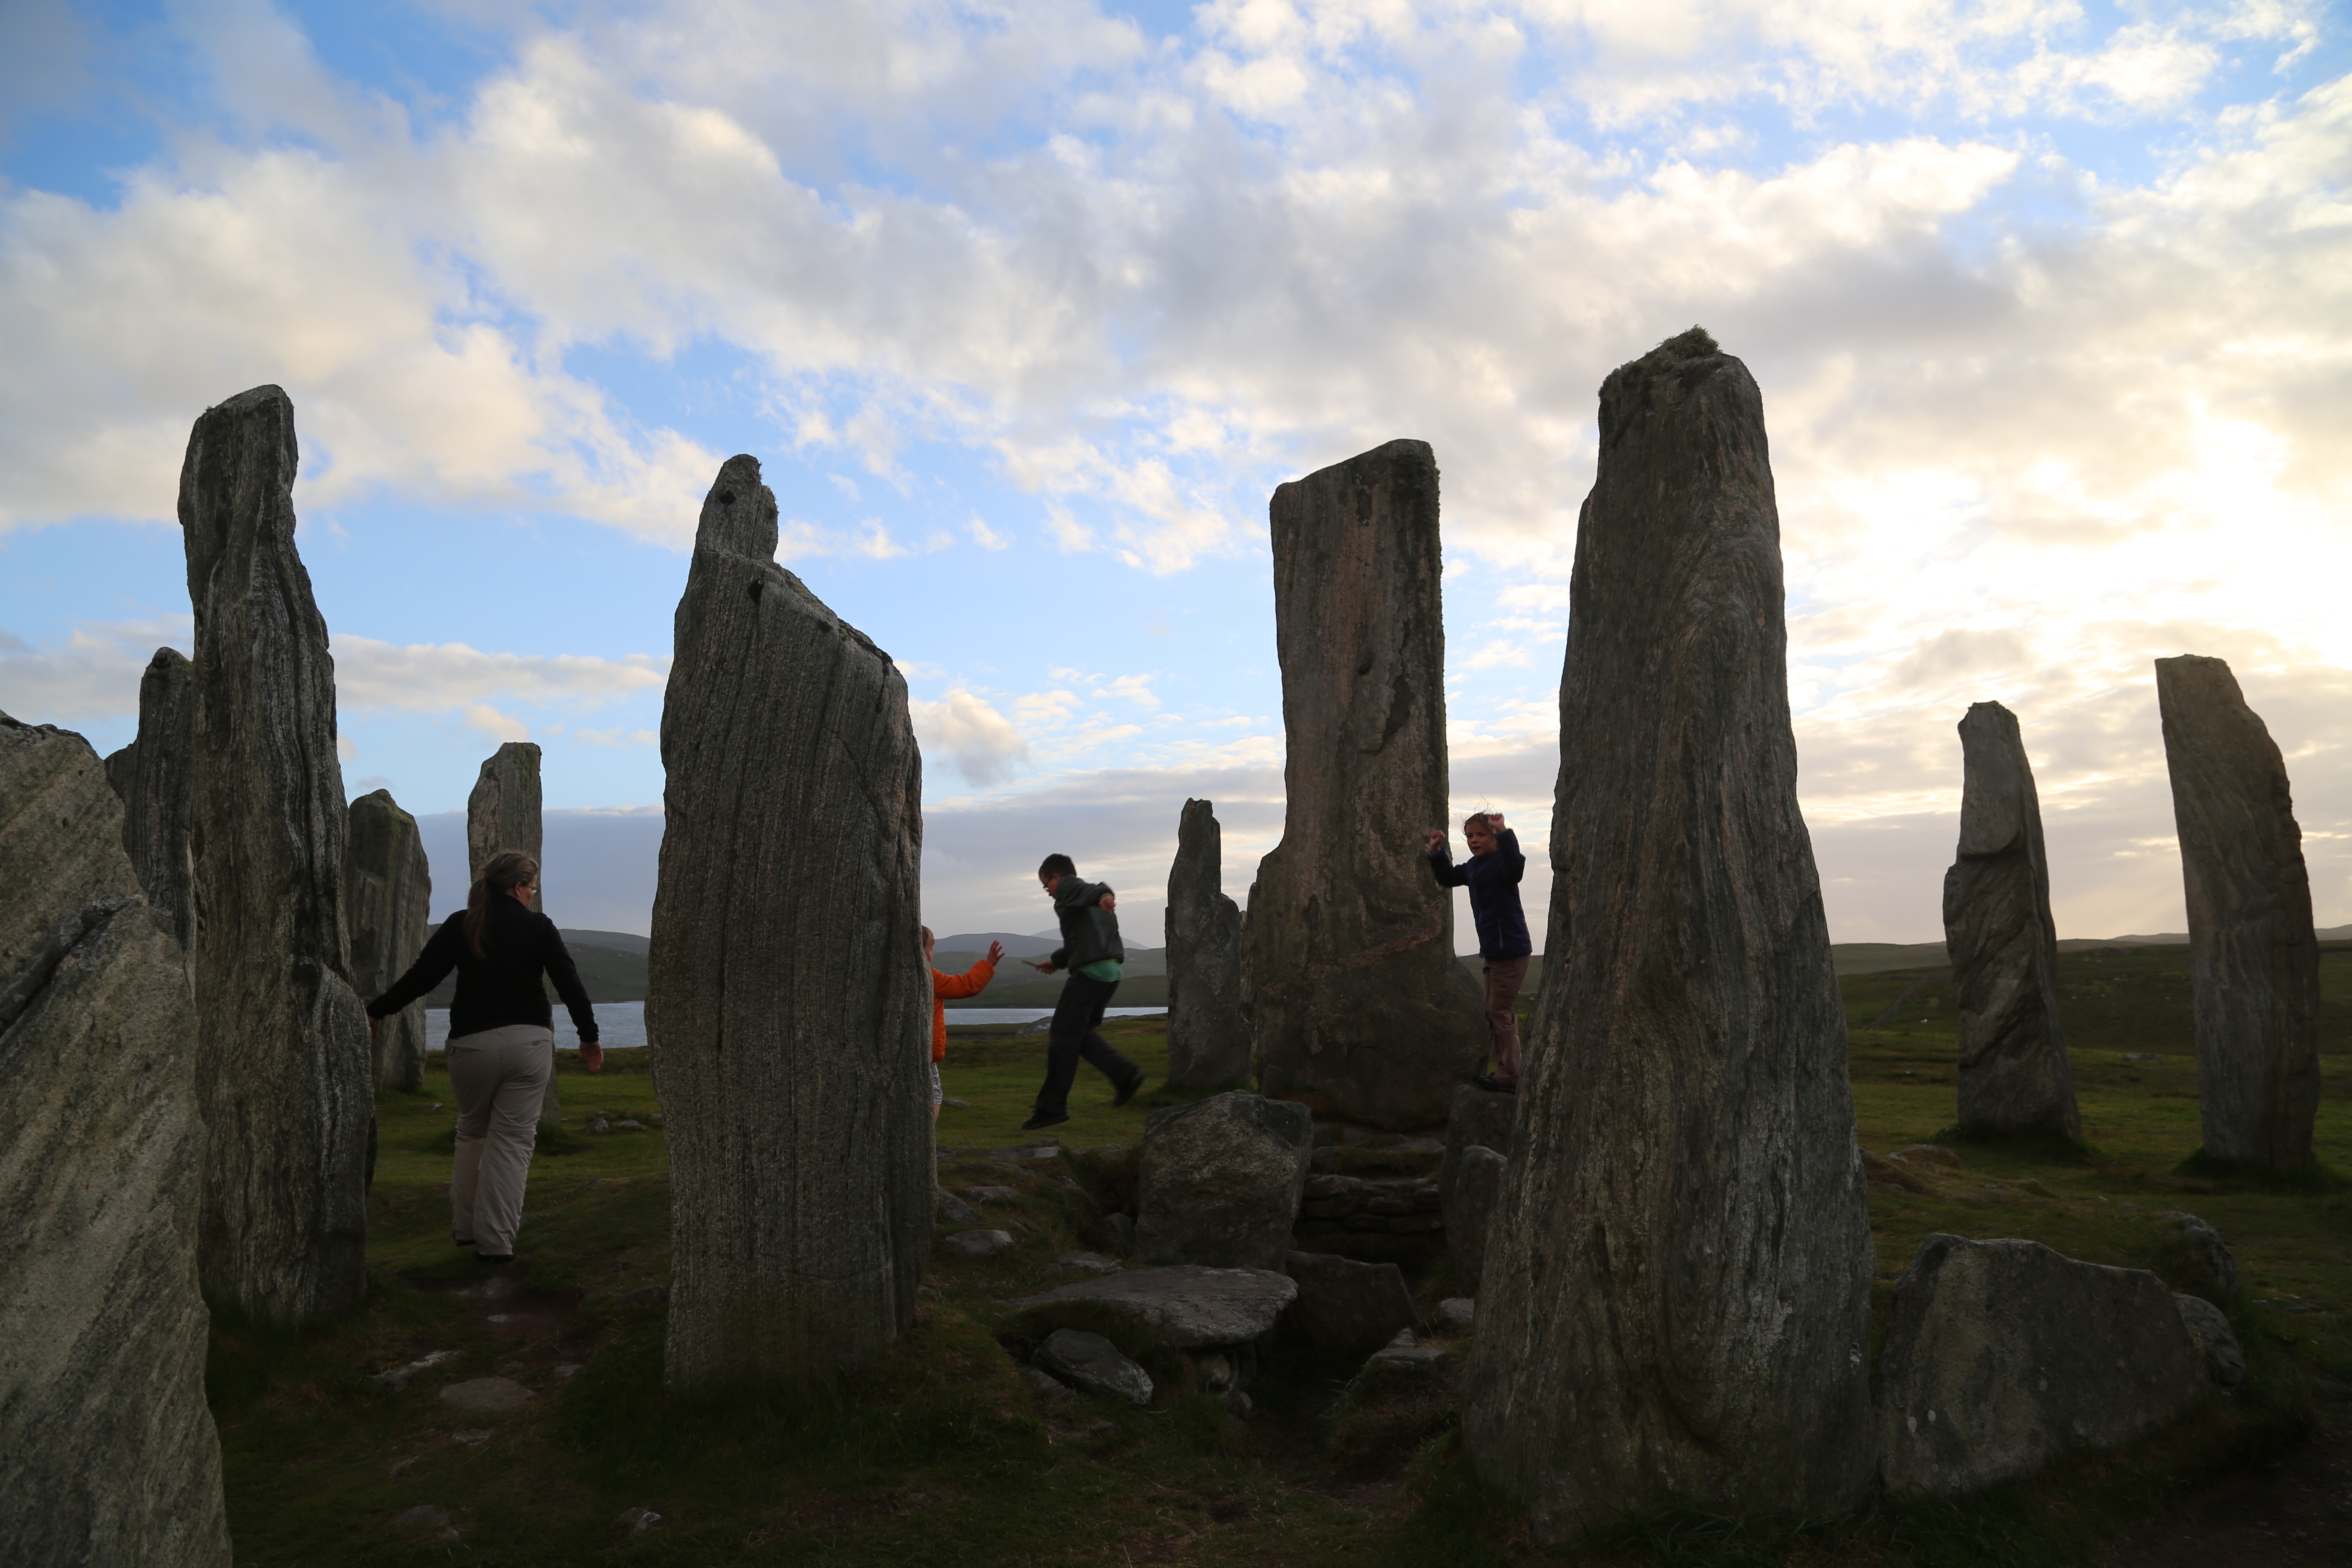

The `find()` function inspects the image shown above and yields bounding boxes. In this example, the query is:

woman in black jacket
[368,851,600,1263]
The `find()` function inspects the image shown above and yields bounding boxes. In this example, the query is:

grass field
[206,952,2352,1565]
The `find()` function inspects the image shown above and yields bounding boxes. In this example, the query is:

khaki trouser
[1483,957,1531,1086]
[447,1024,551,1256]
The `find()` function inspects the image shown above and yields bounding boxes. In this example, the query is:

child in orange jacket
[926,928,1003,1119]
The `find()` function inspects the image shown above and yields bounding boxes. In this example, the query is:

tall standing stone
[0,714,232,1567]
[650,454,931,1393]
[102,647,198,948]
[1244,438,1485,1126]
[1942,701,2079,1142]
[2155,654,2321,1169]
[346,789,432,1092]
[180,384,371,1326]
[1165,798,1250,1090]
[467,741,555,1122]
[1461,331,1876,1538]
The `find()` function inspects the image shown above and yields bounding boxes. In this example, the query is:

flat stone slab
[1036,1328,1153,1406]
[942,1229,1015,1259]
[1052,1252,1122,1272]
[438,1378,532,1413]
[1005,1265,1298,1347]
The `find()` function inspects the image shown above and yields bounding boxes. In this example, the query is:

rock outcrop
[1444,1145,1506,1294]
[467,741,556,1122]
[345,790,432,1092]
[1877,1234,2215,1496]
[1439,1082,1516,1205]
[1281,1249,1416,1359]
[1005,1265,1298,1347]
[102,647,197,948]
[2155,655,2321,1170]
[1134,1090,1313,1270]
[1165,798,1250,1090]
[650,455,930,1393]
[1244,439,1486,1125]
[1462,331,1877,1538]
[1036,1329,1154,1406]
[0,713,231,1567]
[179,385,371,1326]
[1943,701,2080,1142]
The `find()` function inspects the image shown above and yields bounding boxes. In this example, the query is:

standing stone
[1439,1082,1517,1206]
[1245,439,1485,1125]
[467,742,556,1123]
[1462,331,1876,1539]
[102,647,197,948]
[346,790,432,1092]
[1942,702,2080,1142]
[0,714,232,1567]
[650,454,930,1394]
[179,385,371,1326]
[2155,655,2321,1170]
[1443,1145,1506,1295]
[1280,1250,1417,1359]
[1133,1090,1313,1269]
[1165,798,1250,1090]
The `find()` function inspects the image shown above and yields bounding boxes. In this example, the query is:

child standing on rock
[1022,854,1146,1131]
[926,927,1001,1120]
[1427,812,1531,1093]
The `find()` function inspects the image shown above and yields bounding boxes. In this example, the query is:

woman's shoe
[455,1238,476,1247]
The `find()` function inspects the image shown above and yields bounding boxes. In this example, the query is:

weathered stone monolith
[346,789,432,1092]
[468,741,556,1121]
[1461,330,1876,1538]
[180,383,372,1326]
[1165,798,1250,1090]
[2155,655,2321,1170]
[102,647,197,948]
[1943,701,2079,1142]
[1244,439,1485,1125]
[0,713,232,1566]
[649,454,930,1393]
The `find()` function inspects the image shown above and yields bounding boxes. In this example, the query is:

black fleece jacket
[368,896,598,1043]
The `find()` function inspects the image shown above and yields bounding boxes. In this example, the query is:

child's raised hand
[1426,828,1446,853]
[986,940,1005,964]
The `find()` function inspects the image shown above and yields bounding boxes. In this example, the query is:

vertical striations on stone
[102,647,198,948]
[1244,438,1485,1125]
[0,714,232,1567]
[467,741,555,1121]
[2155,654,2321,1169]
[1164,798,1251,1090]
[346,789,432,1092]
[179,384,371,1326]
[1942,701,2079,1141]
[1460,330,1877,1539]
[650,454,931,1393]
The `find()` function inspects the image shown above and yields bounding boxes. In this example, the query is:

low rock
[619,1286,669,1307]
[1878,1234,2215,1497]
[1224,1388,1254,1418]
[617,1507,661,1531]
[372,1350,462,1391]
[586,1117,610,1134]
[450,1430,490,1446]
[391,1504,458,1540]
[1190,1351,1234,1391]
[554,1364,581,1380]
[966,1185,1020,1204]
[438,1378,532,1414]
[615,1119,645,1131]
[1005,1265,1299,1348]
[1365,1327,1449,1375]
[1439,1084,1518,1203]
[943,1097,971,1109]
[2157,1211,2239,1302]
[943,1229,1015,1259]
[2174,1295,2246,1389]
[1434,1297,1475,1332]
[1281,1250,1416,1358]
[1037,1329,1154,1406]
[934,1188,982,1227]
[1053,1251,1121,1273]
[1022,1365,1077,1401]
[1101,1213,1136,1253]
[1444,1145,1507,1293]
[1135,1091,1313,1269]
[1890,1144,1961,1168]
[1017,1017,1053,1036]
[2124,1052,2159,1064]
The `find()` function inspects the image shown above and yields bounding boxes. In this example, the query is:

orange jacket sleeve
[930,958,997,1061]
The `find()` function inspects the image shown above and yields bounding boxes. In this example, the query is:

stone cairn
[650,454,931,1393]
[2155,654,2322,1169]
[1244,438,1486,1126]
[102,646,197,948]
[1943,701,2079,1142]
[0,714,233,1566]
[468,741,557,1123]
[180,385,372,1327]
[1164,797,1250,1091]
[346,789,432,1092]
[1461,330,1876,1538]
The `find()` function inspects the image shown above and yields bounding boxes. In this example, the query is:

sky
[3,0,2348,946]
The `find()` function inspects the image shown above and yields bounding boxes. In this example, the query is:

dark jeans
[1035,970,1140,1118]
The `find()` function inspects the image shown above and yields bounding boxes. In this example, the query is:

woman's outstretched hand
[582,1041,604,1074]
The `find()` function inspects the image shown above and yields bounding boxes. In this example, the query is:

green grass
[212,960,2352,1566]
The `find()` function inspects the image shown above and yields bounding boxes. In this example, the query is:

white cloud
[330,635,669,713]
[463,703,531,743]
[909,686,1030,786]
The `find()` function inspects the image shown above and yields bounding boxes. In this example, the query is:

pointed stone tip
[211,384,292,417]
[1596,326,1751,449]
[697,454,779,561]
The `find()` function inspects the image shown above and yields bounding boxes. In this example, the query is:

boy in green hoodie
[1022,853,1147,1130]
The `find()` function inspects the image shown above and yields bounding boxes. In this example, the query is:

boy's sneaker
[1474,1072,1518,1095]
[1021,1112,1070,1132]
[1112,1074,1147,1109]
